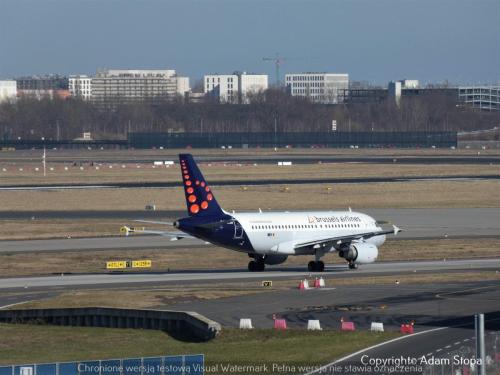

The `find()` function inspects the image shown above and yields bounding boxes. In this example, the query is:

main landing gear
[307,260,325,272]
[248,259,265,272]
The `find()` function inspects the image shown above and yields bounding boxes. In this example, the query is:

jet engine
[338,243,378,264]
[264,254,288,265]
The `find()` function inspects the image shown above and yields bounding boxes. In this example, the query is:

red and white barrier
[274,319,287,330]
[307,320,322,331]
[239,318,253,329]
[341,321,356,331]
[370,322,384,332]
[400,323,414,334]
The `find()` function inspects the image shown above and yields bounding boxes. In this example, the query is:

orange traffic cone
[314,278,321,288]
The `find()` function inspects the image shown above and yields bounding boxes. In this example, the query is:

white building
[176,76,191,97]
[285,73,349,104]
[91,69,187,104]
[238,72,268,103]
[69,75,92,100]
[0,80,17,103]
[204,72,268,103]
[204,74,238,103]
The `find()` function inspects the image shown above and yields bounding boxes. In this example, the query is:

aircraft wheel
[257,261,265,272]
[248,261,258,272]
[348,262,358,270]
[307,261,316,272]
[317,261,325,272]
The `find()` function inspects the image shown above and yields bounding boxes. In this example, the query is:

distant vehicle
[121,154,401,272]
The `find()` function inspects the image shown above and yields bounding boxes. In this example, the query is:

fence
[0,355,204,375]
[128,132,458,149]
[0,132,457,150]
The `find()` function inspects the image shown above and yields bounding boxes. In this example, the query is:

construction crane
[263,53,287,86]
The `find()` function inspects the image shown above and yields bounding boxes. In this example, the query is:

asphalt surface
[0,258,498,291]
[0,174,499,190]
[3,154,500,165]
[310,323,500,374]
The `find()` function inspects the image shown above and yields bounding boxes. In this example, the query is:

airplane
[121,154,401,272]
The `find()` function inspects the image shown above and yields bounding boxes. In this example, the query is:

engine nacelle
[264,254,288,265]
[338,243,378,264]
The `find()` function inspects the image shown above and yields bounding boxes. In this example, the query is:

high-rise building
[285,73,349,104]
[69,75,92,100]
[91,69,189,105]
[0,81,17,103]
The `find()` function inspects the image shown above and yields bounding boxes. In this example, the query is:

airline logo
[180,158,214,215]
[307,215,362,223]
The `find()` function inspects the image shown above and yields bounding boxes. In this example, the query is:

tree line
[0,88,498,140]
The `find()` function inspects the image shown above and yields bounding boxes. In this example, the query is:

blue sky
[0,0,498,85]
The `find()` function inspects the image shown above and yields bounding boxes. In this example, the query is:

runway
[3,154,500,165]
[0,258,499,291]
[0,208,499,254]
[0,174,499,190]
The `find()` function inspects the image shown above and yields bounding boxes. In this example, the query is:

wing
[120,226,194,240]
[294,225,401,251]
[133,219,174,226]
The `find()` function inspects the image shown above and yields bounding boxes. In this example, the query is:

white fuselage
[231,210,386,255]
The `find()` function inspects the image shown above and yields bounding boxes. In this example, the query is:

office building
[91,69,189,105]
[69,75,92,100]
[285,73,349,104]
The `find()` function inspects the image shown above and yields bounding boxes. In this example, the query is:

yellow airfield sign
[106,261,127,269]
[106,260,152,269]
[131,260,152,268]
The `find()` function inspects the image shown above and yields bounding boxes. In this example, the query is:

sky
[0,0,498,85]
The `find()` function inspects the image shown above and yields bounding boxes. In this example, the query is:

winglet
[393,225,402,235]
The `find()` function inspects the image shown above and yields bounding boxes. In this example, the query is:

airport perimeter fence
[0,355,204,375]
[0,132,457,150]
[127,131,458,149]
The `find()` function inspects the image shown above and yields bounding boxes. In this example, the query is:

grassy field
[0,219,122,240]
[0,323,399,369]
[1,238,499,277]
[0,161,499,186]
[0,180,498,216]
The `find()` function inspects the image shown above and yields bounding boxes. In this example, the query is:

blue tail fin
[179,154,224,217]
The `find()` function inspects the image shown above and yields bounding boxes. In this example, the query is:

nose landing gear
[307,261,325,272]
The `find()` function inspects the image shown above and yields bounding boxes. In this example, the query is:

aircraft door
[233,221,244,239]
